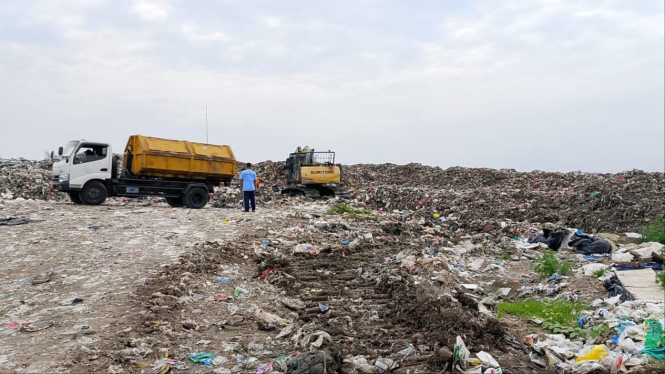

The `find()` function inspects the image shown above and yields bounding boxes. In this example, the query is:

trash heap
[232,161,665,235]
[0,158,57,201]
[104,204,664,373]
[3,157,663,236]
[1,160,664,373]
[342,165,665,234]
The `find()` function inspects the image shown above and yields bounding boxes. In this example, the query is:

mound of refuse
[2,158,663,235]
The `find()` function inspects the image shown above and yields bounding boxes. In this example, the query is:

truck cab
[51,140,115,204]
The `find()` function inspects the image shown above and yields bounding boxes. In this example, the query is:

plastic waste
[454,336,470,370]
[397,345,416,356]
[350,356,375,373]
[644,319,664,349]
[575,345,607,362]
[293,243,320,254]
[257,362,273,374]
[234,287,250,296]
[476,351,499,367]
[227,303,240,315]
[254,309,289,327]
[619,338,637,353]
[637,347,665,360]
[572,362,605,374]
[374,357,397,372]
[187,352,215,365]
[461,366,482,374]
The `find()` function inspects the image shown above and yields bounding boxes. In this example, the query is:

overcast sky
[0,0,663,172]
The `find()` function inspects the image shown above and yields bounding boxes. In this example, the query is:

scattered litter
[187,352,215,365]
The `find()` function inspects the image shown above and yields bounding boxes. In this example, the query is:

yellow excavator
[281,146,349,198]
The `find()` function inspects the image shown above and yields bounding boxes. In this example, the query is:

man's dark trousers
[243,191,256,212]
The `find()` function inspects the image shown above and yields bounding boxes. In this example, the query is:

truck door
[69,143,112,188]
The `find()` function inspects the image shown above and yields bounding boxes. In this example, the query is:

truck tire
[184,188,208,209]
[69,192,82,204]
[80,181,108,205]
[166,197,185,207]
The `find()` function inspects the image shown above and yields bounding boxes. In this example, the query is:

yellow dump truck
[50,135,236,208]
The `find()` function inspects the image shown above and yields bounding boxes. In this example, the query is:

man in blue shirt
[240,163,257,212]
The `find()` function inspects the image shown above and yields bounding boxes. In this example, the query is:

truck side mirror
[58,147,63,156]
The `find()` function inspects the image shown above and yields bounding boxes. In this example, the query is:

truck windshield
[61,141,79,159]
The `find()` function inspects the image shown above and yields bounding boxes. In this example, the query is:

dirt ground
[2,195,635,374]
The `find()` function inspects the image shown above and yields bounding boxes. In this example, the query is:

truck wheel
[69,192,82,204]
[80,181,108,205]
[184,188,208,209]
[166,197,185,207]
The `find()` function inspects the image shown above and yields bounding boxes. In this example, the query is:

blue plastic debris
[342,239,350,245]
[216,277,232,283]
[547,274,562,282]
[188,352,215,365]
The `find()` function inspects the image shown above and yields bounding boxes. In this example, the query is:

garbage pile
[98,203,664,373]
[0,158,57,201]
[4,157,663,236]
[228,161,665,235]
[342,165,665,234]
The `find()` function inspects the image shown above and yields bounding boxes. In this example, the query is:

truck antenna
[205,106,209,143]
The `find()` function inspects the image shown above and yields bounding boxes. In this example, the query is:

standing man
[240,163,257,212]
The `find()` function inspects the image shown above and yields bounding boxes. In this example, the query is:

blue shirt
[240,169,257,191]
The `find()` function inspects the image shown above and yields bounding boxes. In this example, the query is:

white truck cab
[50,140,114,203]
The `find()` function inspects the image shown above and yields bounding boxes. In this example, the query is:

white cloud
[180,23,231,43]
[261,16,282,28]
[132,0,169,21]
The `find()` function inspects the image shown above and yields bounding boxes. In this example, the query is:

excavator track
[304,188,321,199]
[281,186,349,199]
[330,186,350,199]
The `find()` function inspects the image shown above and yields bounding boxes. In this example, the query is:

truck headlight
[59,174,69,182]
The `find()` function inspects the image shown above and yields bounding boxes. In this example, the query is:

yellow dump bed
[123,135,236,184]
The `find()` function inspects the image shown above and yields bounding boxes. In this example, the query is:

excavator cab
[285,148,336,183]
[282,147,348,198]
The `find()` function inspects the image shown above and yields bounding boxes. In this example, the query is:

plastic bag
[572,362,605,374]
[637,347,665,360]
[476,351,499,367]
[576,345,608,362]
[454,336,470,370]
[644,319,665,349]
